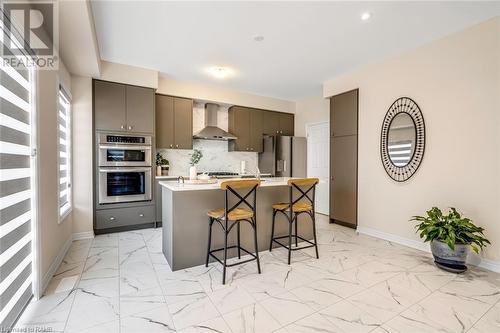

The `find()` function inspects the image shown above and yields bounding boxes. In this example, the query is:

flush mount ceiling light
[206,66,234,79]
[361,11,371,21]
[253,34,264,42]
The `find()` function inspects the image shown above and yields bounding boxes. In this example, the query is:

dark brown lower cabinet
[330,136,357,226]
[330,89,358,228]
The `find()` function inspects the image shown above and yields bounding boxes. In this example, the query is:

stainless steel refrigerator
[258,136,307,177]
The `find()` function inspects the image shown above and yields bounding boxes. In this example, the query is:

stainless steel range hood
[193,103,237,141]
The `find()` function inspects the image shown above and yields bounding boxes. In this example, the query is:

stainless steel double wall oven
[98,133,153,204]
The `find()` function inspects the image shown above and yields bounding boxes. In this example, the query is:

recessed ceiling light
[206,66,234,79]
[361,12,371,21]
[253,34,264,42]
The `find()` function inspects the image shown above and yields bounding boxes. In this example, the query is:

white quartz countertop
[160,177,294,192]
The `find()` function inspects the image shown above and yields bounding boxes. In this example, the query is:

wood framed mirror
[381,97,425,182]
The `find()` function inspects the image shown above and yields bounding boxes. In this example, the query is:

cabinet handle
[175,144,179,148]
[246,147,249,151]
[120,125,125,130]
[110,217,115,221]
[128,125,133,130]
[139,213,144,217]
[250,147,254,151]
[280,130,283,134]
[276,130,279,134]
[170,144,173,148]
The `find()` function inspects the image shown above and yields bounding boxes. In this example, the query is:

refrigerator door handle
[283,160,287,172]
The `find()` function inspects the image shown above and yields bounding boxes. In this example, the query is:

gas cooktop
[199,171,239,177]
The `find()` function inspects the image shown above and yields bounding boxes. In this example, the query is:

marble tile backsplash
[157,140,258,176]
[157,102,258,176]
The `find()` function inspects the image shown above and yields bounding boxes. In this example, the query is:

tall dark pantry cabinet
[329,89,358,228]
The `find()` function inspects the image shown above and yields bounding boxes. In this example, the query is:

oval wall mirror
[381,97,425,182]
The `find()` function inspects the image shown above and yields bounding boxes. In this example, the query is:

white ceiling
[91,1,500,101]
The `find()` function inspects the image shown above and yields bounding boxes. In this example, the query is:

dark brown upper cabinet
[94,80,126,132]
[330,90,358,137]
[279,113,294,136]
[156,94,193,149]
[262,111,294,136]
[126,85,155,133]
[228,106,264,152]
[94,80,154,134]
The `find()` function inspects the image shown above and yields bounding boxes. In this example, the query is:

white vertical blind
[58,90,71,218]
[0,8,35,329]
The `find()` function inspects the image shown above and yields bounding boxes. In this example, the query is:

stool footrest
[208,245,258,267]
[271,235,317,251]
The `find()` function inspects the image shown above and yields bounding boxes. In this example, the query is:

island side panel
[168,185,313,271]
[162,186,174,267]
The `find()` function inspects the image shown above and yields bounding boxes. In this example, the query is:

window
[0,12,36,328]
[58,88,71,219]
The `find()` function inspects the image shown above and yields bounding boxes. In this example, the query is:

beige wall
[294,95,329,137]
[323,17,500,263]
[99,61,158,89]
[71,76,94,235]
[158,75,295,113]
[36,67,73,283]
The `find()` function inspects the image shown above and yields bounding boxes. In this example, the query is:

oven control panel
[106,135,145,144]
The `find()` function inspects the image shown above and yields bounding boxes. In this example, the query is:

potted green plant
[411,207,490,272]
[189,149,203,180]
[156,153,169,176]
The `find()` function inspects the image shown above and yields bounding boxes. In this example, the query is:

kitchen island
[160,177,314,270]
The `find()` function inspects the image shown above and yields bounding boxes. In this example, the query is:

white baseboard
[72,231,95,241]
[41,235,73,294]
[357,225,500,273]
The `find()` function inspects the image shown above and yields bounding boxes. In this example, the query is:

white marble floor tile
[178,316,232,333]
[120,262,161,295]
[259,291,315,326]
[370,271,432,308]
[285,313,343,333]
[72,277,119,307]
[348,288,407,322]
[319,300,382,333]
[16,223,500,333]
[469,301,500,333]
[65,297,120,332]
[162,279,207,305]
[439,276,500,305]
[52,261,85,280]
[91,234,118,248]
[207,285,256,314]
[21,290,76,319]
[313,269,366,299]
[289,281,342,311]
[120,286,166,317]
[223,303,281,333]
[121,305,176,333]
[75,319,120,333]
[406,290,493,332]
[167,294,220,330]
[15,309,70,333]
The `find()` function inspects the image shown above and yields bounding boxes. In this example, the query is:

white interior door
[306,122,330,215]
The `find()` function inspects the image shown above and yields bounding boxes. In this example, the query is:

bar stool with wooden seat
[269,178,320,264]
[205,179,261,284]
